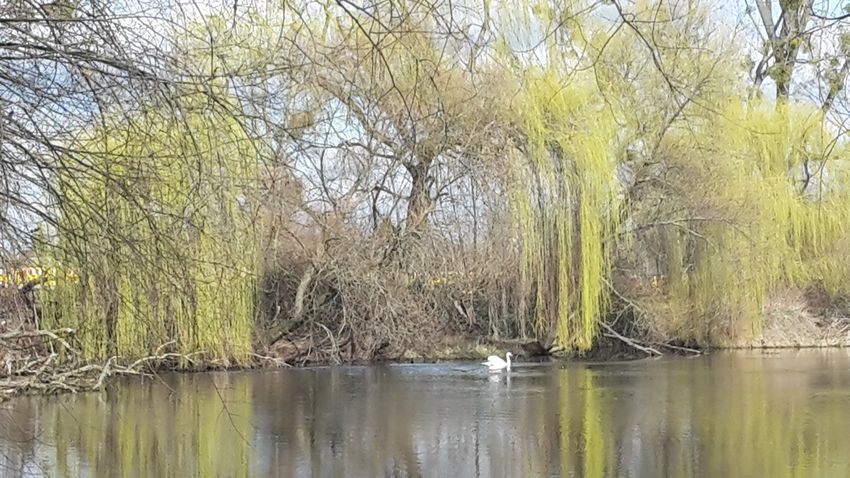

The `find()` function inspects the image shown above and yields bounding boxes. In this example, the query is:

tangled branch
[0,328,203,402]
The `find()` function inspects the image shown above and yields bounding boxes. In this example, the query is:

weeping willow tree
[41,96,260,363]
[503,0,850,349]
[509,71,622,351]
[652,100,850,343]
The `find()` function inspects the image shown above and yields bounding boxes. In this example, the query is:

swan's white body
[483,352,513,371]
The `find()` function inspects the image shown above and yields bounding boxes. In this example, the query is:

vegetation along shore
[2,0,850,402]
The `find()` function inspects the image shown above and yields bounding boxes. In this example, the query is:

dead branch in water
[0,354,205,402]
[0,329,206,402]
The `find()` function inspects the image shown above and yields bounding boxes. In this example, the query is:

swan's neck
[506,354,512,371]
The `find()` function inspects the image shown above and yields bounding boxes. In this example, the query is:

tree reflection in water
[1,350,850,477]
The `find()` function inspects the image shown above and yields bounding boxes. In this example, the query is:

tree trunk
[405,159,433,235]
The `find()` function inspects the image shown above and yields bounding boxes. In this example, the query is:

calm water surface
[2,350,850,477]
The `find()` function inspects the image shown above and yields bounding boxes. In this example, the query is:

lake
[1,350,850,477]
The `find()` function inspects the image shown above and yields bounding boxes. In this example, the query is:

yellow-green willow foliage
[43,101,259,363]
[511,71,621,350]
[659,100,850,343]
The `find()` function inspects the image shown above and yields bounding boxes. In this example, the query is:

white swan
[482,352,513,371]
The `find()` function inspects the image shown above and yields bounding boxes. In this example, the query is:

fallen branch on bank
[0,328,78,355]
[599,278,703,357]
[250,353,291,367]
[598,320,663,356]
[0,328,205,403]
[0,354,209,402]
[652,341,702,355]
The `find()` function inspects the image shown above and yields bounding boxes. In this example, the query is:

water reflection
[1,350,850,477]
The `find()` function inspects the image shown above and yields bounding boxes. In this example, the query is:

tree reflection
[1,352,849,477]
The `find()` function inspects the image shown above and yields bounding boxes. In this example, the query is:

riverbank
[3,286,849,404]
[734,289,850,348]
[0,327,663,403]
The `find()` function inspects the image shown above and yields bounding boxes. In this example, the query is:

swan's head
[506,352,514,358]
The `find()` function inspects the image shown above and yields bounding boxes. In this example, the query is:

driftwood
[0,328,204,402]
